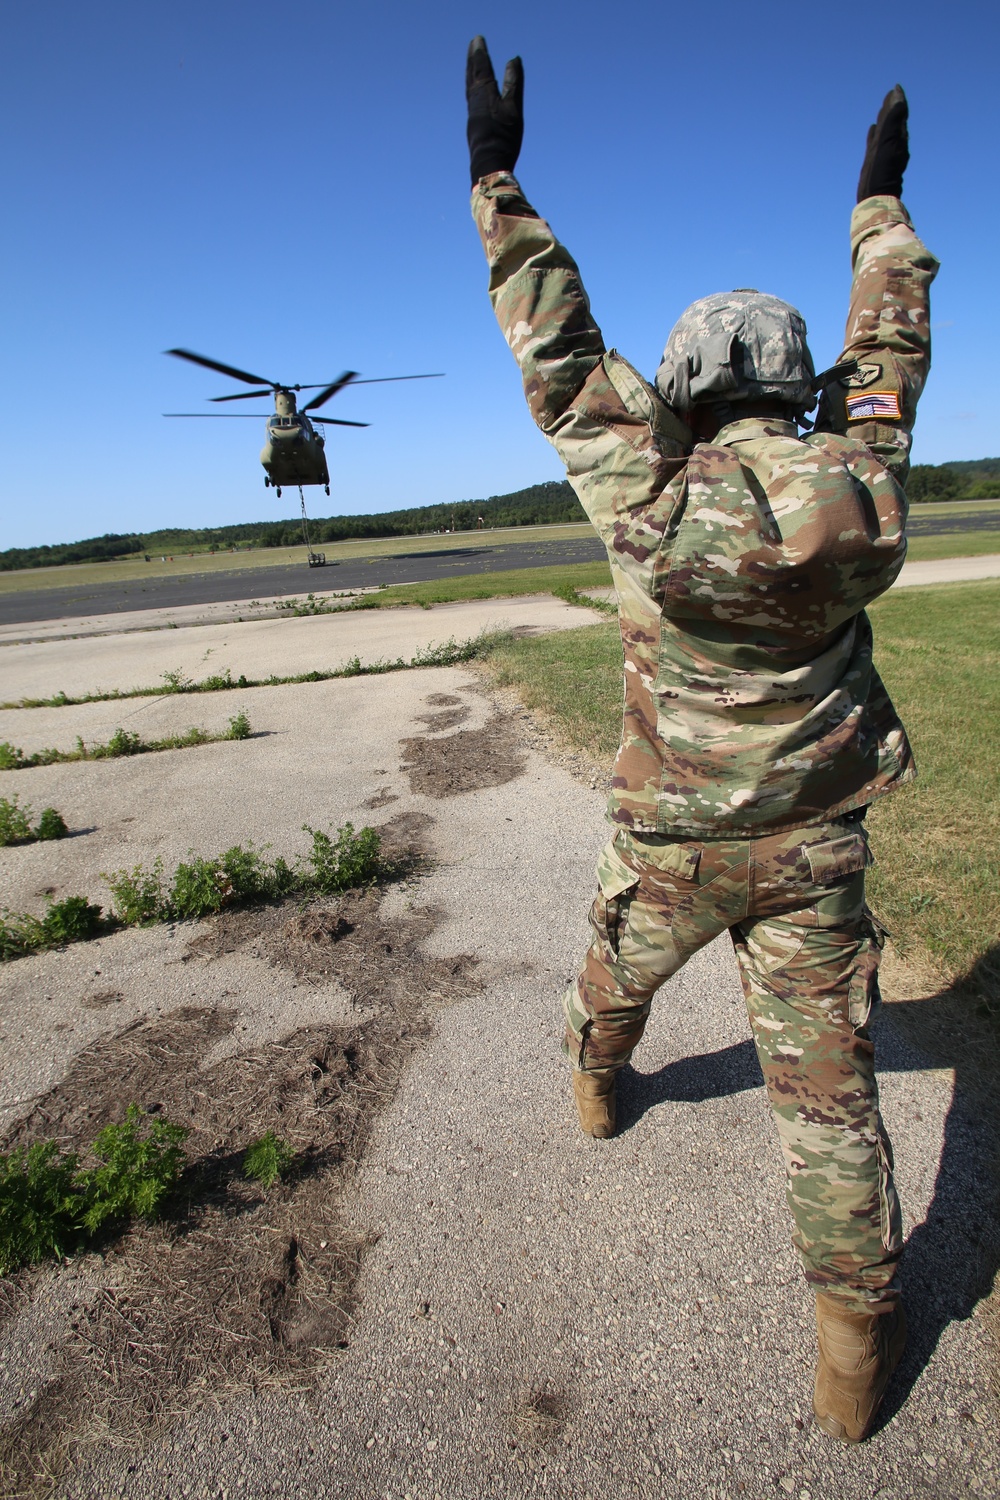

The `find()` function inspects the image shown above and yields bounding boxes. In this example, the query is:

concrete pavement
[0,597,995,1497]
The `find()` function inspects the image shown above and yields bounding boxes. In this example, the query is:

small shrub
[0,908,45,960]
[243,1131,294,1189]
[35,807,69,841]
[0,742,25,770]
[102,727,142,758]
[200,669,236,691]
[303,821,380,895]
[220,843,276,903]
[0,795,33,845]
[40,896,103,945]
[270,856,296,896]
[170,726,209,749]
[102,859,165,925]
[161,668,192,692]
[168,856,228,920]
[226,711,252,740]
[0,1107,189,1274]
[76,1105,189,1234]
[0,1140,83,1273]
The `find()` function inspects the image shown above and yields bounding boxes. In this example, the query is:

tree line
[2,461,998,573]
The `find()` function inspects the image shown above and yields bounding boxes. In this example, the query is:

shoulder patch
[846,390,901,421]
[843,361,882,389]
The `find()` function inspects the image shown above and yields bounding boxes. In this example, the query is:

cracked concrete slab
[0,605,995,1499]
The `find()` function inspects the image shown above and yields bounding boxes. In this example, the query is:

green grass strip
[0,713,252,769]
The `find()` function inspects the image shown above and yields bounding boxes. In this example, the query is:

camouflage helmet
[654,290,816,415]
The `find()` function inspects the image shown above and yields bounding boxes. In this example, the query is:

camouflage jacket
[472,175,939,836]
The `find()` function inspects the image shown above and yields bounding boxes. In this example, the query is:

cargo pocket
[805,831,871,885]
[875,1127,900,1252]
[847,909,888,1033]
[590,837,641,959]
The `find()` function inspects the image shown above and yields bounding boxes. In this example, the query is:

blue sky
[2,0,996,550]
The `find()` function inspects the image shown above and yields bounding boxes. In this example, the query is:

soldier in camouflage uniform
[466,39,937,1441]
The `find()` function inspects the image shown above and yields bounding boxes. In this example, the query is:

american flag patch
[846,390,901,420]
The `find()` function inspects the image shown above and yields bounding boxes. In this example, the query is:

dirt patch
[507,1386,570,1454]
[361,786,399,809]
[0,815,481,1497]
[399,713,526,799]
[415,707,471,733]
[78,989,124,1011]
[471,672,612,793]
[423,693,462,707]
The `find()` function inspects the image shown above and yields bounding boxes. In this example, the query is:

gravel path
[0,605,995,1498]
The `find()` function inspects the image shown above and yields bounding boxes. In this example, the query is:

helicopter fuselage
[260,390,329,490]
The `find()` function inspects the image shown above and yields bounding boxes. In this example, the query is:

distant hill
[905,457,1000,503]
[2,459,998,573]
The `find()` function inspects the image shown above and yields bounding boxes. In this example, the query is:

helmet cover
[655,290,816,414]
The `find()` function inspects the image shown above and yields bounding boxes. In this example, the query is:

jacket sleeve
[817,196,939,483]
[471,171,690,556]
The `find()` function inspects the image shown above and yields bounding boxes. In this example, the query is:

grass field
[905,532,1000,561]
[479,579,1000,1031]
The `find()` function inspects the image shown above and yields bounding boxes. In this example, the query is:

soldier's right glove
[466,35,524,185]
[857,85,909,202]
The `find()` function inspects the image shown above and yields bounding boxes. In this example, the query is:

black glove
[466,35,523,186]
[857,85,909,202]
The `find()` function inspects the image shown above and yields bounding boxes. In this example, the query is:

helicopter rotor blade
[301,371,360,412]
[308,416,370,427]
[165,348,276,387]
[163,413,270,418]
[209,389,274,402]
[345,372,445,385]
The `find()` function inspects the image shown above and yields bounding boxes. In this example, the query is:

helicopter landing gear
[325,484,330,496]
[264,477,270,487]
[275,486,282,498]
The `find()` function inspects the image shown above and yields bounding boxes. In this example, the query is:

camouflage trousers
[564,818,903,1311]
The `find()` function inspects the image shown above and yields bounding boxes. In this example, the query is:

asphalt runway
[1,507,997,627]
[0,536,607,627]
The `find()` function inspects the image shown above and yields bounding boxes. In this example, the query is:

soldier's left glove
[466,35,524,185]
[857,85,909,202]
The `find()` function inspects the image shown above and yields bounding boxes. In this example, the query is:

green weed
[0,1106,189,1275]
[40,896,104,945]
[0,909,46,960]
[0,1140,83,1271]
[76,1106,189,1235]
[100,727,141,757]
[167,855,229,920]
[303,822,381,894]
[243,1131,294,1189]
[102,859,166,925]
[226,711,252,740]
[0,896,102,958]
[35,807,69,841]
[0,795,34,846]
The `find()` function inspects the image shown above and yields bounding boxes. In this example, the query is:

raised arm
[817,88,939,482]
[466,38,689,552]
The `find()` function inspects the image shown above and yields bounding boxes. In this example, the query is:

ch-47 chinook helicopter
[163,348,443,564]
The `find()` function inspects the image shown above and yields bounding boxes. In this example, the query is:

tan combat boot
[813,1293,907,1443]
[573,1069,617,1138]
